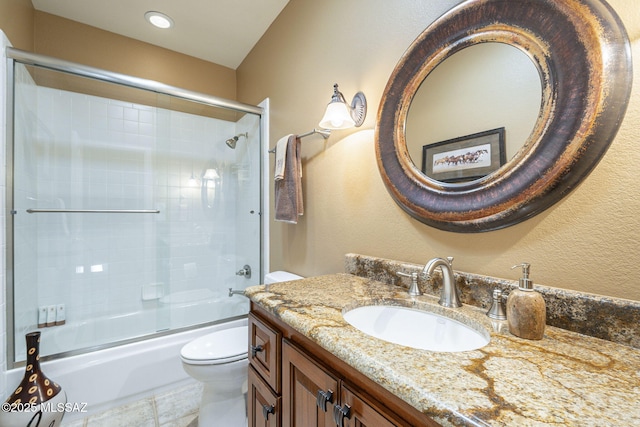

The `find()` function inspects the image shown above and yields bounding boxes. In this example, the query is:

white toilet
[263,270,303,285]
[180,271,302,426]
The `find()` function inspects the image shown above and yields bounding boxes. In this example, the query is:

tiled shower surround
[8,62,261,362]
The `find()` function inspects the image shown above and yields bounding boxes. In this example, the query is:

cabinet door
[248,365,281,427]
[249,312,282,392]
[282,340,339,427]
[334,384,401,427]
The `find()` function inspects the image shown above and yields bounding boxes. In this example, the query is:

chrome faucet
[421,256,462,308]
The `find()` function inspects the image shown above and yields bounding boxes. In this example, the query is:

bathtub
[14,289,248,359]
[6,305,248,421]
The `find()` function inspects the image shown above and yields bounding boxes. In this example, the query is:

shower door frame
[4,47,269,367]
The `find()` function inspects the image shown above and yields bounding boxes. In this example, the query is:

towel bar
[26,209,160,214]
[268,128,331,153]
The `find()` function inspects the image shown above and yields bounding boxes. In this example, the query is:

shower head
[225,132,248,149]
[225,136,239,149]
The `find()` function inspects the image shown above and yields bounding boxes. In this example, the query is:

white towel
[274,134,292,181]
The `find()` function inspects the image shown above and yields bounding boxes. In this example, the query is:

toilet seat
[180,325,248,365]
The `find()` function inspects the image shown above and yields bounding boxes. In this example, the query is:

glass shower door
[9,61,263,363]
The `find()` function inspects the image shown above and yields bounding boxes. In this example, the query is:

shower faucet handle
[235,265,252,279]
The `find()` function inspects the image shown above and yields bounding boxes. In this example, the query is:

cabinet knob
[316,389,334,412]
[262,403,275,420]
[251,344,264,357]
[332,404,351,427]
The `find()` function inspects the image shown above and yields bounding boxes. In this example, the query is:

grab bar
[26,209,160,214]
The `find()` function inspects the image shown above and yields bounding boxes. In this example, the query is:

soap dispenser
[506,263,546,340]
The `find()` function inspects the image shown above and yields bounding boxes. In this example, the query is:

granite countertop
[246,273,640,427]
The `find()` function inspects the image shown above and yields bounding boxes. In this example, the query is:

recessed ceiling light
[145,11,174,29]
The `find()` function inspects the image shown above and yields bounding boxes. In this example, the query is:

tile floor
[60,382,202,427]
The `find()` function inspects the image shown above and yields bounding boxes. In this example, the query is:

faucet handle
[487,288,507,320]
[397,271,421,296]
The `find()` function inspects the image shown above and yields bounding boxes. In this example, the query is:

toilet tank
[264,271,303,284]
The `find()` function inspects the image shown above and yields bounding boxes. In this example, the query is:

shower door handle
[26,208,160,214]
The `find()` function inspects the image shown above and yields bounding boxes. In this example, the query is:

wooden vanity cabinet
[248,366,280,427]
[339,383,401,427]
[282,340,338,427]
[249,312,281,392]
[283,339,400,427]
[248,312,282,426]
[248,304,439,427]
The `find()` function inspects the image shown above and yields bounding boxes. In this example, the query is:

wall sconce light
[202,168,220,181]
[318,84,367,130]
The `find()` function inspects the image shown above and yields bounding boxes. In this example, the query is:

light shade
[319,101,356,130]
[318,84,367,130]
[202,168,219,180]
[145,11,174,29]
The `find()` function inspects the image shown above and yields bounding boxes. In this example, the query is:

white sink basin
[343,305,489,352]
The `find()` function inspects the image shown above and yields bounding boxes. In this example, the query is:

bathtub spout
[228,288,247,298]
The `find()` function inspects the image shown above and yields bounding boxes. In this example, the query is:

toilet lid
[181,325,248,364]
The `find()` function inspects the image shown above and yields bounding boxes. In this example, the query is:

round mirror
[376,0,632,232]
[406,43,542,183]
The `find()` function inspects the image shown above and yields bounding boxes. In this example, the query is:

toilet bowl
[180,271,302,426]
[181,324,248,427]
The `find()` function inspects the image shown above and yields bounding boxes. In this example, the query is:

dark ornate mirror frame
[376,0,632,232]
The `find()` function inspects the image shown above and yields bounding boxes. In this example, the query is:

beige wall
[0,2,236,100]
[0,0,34,50]
[32,11,236,100]
[238,0,640,301]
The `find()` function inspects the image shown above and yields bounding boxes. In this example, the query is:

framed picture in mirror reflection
[421,127,506,183]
